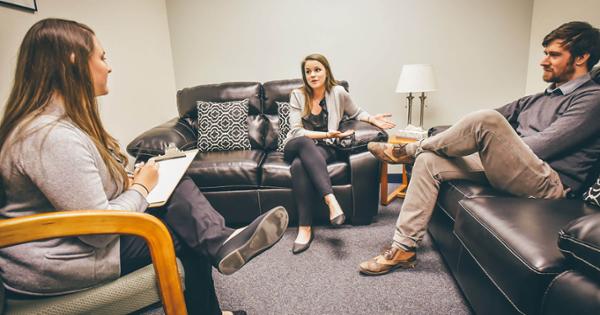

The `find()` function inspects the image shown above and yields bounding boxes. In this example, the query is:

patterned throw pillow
[583,177,600,207]
[276,101,291,152]
[196,99,251,152]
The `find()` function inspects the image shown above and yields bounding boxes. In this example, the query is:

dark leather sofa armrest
[559,212,600,279]
[336,120,388,154]
[429,125,451,137]
[126,117,196,162]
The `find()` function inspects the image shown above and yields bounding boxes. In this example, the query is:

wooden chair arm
[0,210,187,315]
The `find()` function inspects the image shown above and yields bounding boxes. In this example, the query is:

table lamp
[395,64,436,138]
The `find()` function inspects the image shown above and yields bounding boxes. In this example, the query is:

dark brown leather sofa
[427,68,600,315]
[127,79,386,226]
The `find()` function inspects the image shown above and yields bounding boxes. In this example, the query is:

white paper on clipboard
[146,149,198,207]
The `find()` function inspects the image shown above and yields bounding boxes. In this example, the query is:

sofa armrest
[348,151,380,225]
[337,120,388,154]
[0,210,187,315]
[559,212,600,279]
[127,117,196,162]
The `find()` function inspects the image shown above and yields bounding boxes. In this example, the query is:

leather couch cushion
[260,152,349,188]
[437,180,507,220]
[559,212,600,279]
[455,197,598,315]
[186,150,264,189]
[262,79,349,150]
[541,270,600,315]
[176,82,266,149]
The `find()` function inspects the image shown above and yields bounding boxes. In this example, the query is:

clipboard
[145,146,199,207]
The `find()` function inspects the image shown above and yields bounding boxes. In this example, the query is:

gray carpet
[145,192,473,314]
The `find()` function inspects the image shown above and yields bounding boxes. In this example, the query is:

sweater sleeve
[287,89,327,138]
[495,95,535,130]
[20,123,148,248]
[520,92,600,160]
[337,86,370,121]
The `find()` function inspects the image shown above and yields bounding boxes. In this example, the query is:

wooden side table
[380,136,418,206]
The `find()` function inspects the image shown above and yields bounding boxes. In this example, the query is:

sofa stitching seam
[458,202,558,275]
[453,230,527,315]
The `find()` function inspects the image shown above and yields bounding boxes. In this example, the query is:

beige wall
[166,0,533,130]
[525,0,600,94]
[0,0,177,159]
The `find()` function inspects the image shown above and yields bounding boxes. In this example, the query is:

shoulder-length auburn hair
[0,18,128,188]
[300,53,338,117]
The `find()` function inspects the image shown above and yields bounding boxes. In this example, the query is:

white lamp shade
[395,64,437,93]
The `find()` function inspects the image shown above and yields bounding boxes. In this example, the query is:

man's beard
[544,59,576,84]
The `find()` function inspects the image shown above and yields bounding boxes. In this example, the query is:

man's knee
[469,109,506,129]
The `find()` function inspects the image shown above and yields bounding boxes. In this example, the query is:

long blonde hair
[0,18,128,188]
[300,54,338,117]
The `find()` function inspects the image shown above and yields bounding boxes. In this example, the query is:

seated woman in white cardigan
[283,53,395,254]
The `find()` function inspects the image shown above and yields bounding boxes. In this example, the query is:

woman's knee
[286,136,314,150]
[290,158,304,175]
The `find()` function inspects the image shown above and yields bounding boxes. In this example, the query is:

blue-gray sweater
[496,74,600,193]
[0,101,148,295]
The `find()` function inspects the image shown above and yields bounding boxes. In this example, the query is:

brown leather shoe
[367,142,414,164]
[359,246,417,276]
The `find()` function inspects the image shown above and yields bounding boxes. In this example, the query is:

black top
[302,98,328,132]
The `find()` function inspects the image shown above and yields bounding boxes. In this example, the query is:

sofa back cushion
[177,82,265,149]
[262,79,349,150]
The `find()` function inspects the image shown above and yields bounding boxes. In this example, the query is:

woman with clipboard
[0,18,288,315]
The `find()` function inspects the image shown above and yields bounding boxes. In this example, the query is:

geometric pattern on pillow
[583,176,600,207]
[196,99,251,152]
[276,101,291,152]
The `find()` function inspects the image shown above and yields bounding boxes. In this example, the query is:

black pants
[120,176,234,315]
[284,136,336,226]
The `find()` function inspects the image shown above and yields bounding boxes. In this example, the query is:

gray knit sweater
[0,101,148,295]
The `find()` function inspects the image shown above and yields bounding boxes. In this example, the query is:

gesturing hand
[369,113,396,129]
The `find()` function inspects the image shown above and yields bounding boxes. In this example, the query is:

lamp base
[395,124,428,140]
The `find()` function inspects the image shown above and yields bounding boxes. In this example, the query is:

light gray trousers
[393,109,565,249]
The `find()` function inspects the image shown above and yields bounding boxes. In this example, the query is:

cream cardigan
[285,85,371,146]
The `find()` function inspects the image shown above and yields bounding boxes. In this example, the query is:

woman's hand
[325,129,354,138]
[368,113,396,129]
[131,159,159,195]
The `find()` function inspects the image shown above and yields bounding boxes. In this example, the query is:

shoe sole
[359,260,417,276]
[218,206,289,275]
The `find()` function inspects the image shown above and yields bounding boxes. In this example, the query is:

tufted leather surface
[260,151,349,188]
[455,197,599,315]
[559,212,600,279]
[186,150,265,189]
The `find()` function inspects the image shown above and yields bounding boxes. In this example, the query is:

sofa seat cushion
[186,150,264,190]
[455,197,597,315]
[437,180,507,220]
[260,152,349,188]
[559,212,600,279]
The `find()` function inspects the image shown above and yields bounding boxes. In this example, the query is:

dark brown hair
[543,21,600,70]
[0,18,128,188]
[300,54,338,117]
